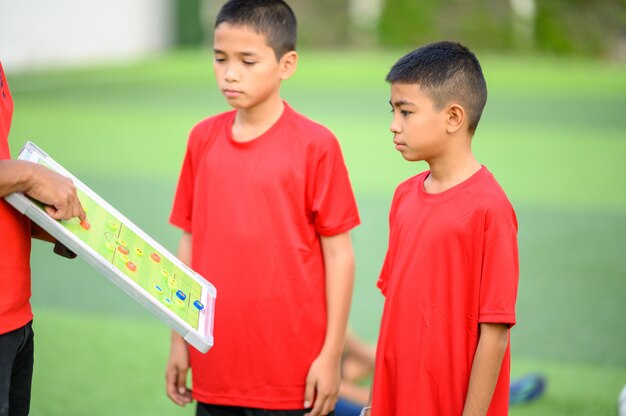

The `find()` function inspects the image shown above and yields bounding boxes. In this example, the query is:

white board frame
[4,141,216,353]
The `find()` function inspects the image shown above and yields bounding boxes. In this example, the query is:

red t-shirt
[170,102,360,409]
[0,62,33,334]
[372,167,518,416]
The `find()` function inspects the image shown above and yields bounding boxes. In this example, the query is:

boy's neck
[424,149,482,194]
[232,95,284,143]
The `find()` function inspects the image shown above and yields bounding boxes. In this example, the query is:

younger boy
[368,42,519,415]
[165,1,360,416]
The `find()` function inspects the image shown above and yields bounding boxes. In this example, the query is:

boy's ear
[446,103,465,134]
[279,51,298,80]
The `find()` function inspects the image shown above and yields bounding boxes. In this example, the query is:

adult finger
[44,205,61,221]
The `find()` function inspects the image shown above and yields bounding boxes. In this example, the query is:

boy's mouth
[223,88,242,98]
[393,138,405,148]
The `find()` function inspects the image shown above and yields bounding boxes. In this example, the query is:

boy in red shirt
[165,1,360,416]
[0,62,86,415]
[366,42,519,415]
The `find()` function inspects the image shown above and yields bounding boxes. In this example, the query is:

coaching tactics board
[4,142,216,353]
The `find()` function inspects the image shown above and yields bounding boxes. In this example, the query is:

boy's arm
[0,159,85,221]
[165,232,193,406]
[462,323,509,416]
[305,231,355,416]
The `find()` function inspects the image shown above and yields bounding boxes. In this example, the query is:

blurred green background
[3,0,626,415]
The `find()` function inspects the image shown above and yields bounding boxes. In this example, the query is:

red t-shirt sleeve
[170,127,202,233]
[377,179,410,296]
[377,251,391,296]
[308,136,360,236]
[479,222,519,326]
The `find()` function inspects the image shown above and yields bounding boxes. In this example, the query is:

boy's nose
[390,120,400,134]
[225,68,238,82]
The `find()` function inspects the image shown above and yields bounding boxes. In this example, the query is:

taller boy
[370,42,519,415]
[165,1,360,416]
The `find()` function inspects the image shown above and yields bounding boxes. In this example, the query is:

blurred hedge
[175,0,204,46]
[378,0,626,57]
[534,0,626,56]
[176,0,626,58]
[378,0,513,50]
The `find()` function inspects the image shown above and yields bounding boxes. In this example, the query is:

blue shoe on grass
[510,373,546,405]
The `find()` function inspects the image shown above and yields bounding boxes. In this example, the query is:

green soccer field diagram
[39,162,206,330]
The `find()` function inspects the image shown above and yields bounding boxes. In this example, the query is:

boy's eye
[214,57,225,63]
[390,108,412,117]
[242,61,256,66]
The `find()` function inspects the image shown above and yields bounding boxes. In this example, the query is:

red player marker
[117,245,129,255]
[150,252,161,263]
[126,261,137,272]
[79,219,91,230]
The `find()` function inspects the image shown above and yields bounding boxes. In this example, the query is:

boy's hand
[25,163,86,222]
[165,334,193,406]
[304,353,340,416]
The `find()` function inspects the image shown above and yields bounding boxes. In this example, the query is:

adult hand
[304,353,340,416]
[25,163,86,222]
[165,334,193,406]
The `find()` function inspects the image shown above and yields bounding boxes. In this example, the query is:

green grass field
[6,49,626,415]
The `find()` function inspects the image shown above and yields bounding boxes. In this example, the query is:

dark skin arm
[30,222,76,258]
[2,159,85,257]
[30,222,55,242]
[0,159,86,221]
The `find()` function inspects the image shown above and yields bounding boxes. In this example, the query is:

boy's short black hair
[386,41,487,134]
[216,0,297,60]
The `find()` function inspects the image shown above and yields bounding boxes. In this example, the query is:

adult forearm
[1,159,85,221]
[0,159,33,198]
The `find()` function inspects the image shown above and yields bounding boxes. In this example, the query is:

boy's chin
[226,100,254,111]
[399,152,421,162]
